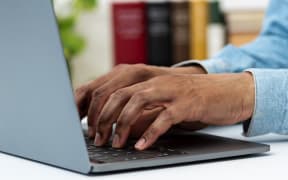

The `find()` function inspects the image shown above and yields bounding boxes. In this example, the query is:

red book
[112,0,147,65]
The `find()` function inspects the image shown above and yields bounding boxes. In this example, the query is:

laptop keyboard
[85,135,187,164]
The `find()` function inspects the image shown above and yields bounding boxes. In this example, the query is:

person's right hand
[75,64,206,138]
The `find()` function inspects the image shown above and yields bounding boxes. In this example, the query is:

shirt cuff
[243,69,288,136]
[172,45,255,74]
[172,59,222,74]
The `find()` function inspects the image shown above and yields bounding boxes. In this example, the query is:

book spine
[112,2,147,65]
[190,0,208,60]
[207,0,226,58]
[170,0,190,64]
[146,1,172,67]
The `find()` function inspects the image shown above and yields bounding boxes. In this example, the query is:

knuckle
[111,89,128,100]
[134,63,147,72]
[134,63,146,68]
[114,64,151,80]
[75,85,89,95]
[97,119,110,130]
[116,119,131,129]
[163,109,175,120]
[91,89,105,100]
[132,92,147,103]
[134,65,151,79]
[114,64,130,71]
[161,109,178,125]
[121,108,134,120]
[148,126,161,137]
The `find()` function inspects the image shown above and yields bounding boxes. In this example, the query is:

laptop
[0,0,269,174]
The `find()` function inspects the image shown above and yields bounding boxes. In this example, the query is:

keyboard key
[84,135,186,164]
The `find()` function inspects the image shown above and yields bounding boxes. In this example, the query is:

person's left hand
[74,64,206,139]
[94,73,255,150]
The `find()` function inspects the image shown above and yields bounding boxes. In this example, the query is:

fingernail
[135,138,146,150]
[94,132,102,146]
[112,134,120,148]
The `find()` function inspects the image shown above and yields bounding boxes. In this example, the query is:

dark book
[112,1,147,65]
[170,0,190,64]
[146,1,172,67]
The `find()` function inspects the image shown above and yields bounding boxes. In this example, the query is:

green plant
[56,0,97,74]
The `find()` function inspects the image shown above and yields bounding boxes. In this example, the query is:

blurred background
[53,0,269,88]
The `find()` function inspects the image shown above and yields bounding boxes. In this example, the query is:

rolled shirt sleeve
[172,45,262,74]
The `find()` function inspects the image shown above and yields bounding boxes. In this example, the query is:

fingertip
[135,138,146,151]
[112,134,120,148]
[94,132,102,146]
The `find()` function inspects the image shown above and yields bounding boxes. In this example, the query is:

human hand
[90,72,255,150]
[75,64,206,138]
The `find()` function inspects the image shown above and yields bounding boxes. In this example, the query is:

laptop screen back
[0,0,90,173]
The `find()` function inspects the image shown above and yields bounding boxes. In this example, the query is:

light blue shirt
[174,0,288,137]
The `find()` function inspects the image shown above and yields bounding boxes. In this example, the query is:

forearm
[156,65,207,75]
[170,67,288,137]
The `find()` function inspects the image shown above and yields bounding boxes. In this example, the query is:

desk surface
[0,125,286,180]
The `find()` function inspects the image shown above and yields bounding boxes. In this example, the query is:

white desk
[0,125,287,180]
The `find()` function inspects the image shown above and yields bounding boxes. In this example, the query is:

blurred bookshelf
[222,0,268,48]
[55,0,269,87]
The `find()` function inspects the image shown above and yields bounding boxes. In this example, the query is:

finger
[135,110,175,150]
[75,84,91,119]
[75,64,129,120]
[87,76,134,138]
[112,88,168,148]
[92,88,132,146]
[87,68,153,139]
[95,84,149,146]
[87,84,113,138]
[130,107,164,138]
[94,124,113,147]
[74,73,110,120]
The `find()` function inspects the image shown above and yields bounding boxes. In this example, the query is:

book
[207,0,226,58]
[221,0,269,12]
[170,0,190,64]
[110,0,232,65]
[226,11,264,34]
[229,33,259,47]
[111,0,147,65]
[225,11,264,46]
[190,0,209,60]
[146,0,172,66]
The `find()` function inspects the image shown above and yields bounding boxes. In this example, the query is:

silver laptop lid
[0,0,91,173]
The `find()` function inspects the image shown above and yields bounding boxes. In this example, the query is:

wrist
[171,66,207,75]
[142,64,207,79]
[240,72,255,121]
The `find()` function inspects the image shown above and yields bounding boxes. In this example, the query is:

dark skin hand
[75,64,207,137]
[75,64,255,150]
